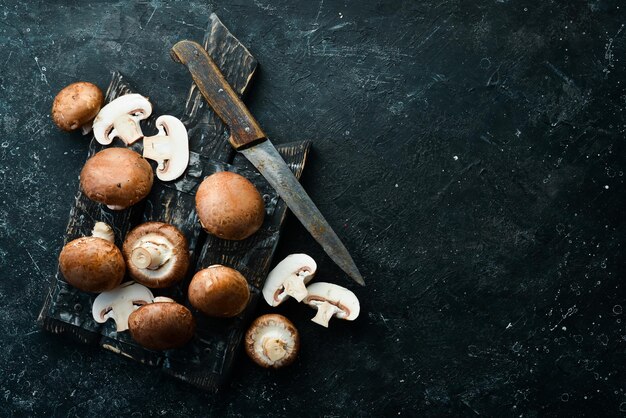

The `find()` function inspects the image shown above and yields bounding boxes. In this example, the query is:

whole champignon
[128,299,196,350]
[262,254,317,306]
[122,222,190,288]
[302,282,360,328]
[143,115,190,181]
[58,222,125,292]
[195,171,265,241]
[245,314,299,369]
[92,94,152,145]
[80,147,153,210]
[51,82,104,134]
[92,282,154,332]
[188,265,250,317]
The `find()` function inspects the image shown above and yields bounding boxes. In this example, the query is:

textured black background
[1,0,625,416]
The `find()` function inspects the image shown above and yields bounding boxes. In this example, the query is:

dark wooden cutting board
[37,14,311,392]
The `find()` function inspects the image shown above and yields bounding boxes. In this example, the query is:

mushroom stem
[112,113,143,145]
[131,242,170,270]
[310,301,341,328]
[91,222,115,242]
[81,120,93,135]
[143,135,172,171]
[282,275,308,302]
[262,337,288,362]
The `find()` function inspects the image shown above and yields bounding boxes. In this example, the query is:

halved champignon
[58,222,125,292]
[302,282,360,328]
[80,147,153,210]
[128,299,195,350]
[143,115,189,181]
[122,222,190,288]
[92,282,154,332]
[51,82,104,134]
[188,265,250,317]
[262,254,317,306]
[245,314,299,369]
[92,94,152,145]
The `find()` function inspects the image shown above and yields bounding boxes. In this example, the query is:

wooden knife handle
[171,40,266,150]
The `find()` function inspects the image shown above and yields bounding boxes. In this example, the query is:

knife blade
[171,40,364,286]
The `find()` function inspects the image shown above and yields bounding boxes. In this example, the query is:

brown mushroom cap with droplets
[128,301,195,350]
[195,171,265,240]
[59,236,125,292]
[80,148,153,210]
[51,82,104,132]
[188,265,250,317]
[122,222,190,288]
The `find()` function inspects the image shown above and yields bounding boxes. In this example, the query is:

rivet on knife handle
[170,40,266,150]
[171,40,365,286]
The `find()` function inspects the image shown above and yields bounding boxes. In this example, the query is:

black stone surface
[1,0,624,416]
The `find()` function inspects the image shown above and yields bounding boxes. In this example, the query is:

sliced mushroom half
[302,282,360,328]
[262,254,317,306]
[92,282,154,332]
[92,94,152,145]
[143,115,190,181]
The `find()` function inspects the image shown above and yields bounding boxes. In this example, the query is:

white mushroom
[91,282,154,332]
[302,282,360,328]
[92,94,152,145]
[143,115,190,181]
[262,254,317,306]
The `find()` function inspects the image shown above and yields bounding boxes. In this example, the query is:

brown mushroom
[195,171,265,240]
[128,299,195,350]
[245,314,300,369]
[188,265,250,317]
[122,222,190,288]
[51,82,104,134]
[58,222,125,292]
[80,148,153,210]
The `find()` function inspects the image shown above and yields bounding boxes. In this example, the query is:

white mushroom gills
[91,222,115,242]
[143,115,190,181]
[252,323,297,366]
[130,233,173,270]
[262,254,317,306]
[303,282,360,328]
[92,94,152,145]
[92,282,154,332]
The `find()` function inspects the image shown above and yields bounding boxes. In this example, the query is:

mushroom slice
[92,282,154,332]
[303,282,360,328]
[92,94,152,145]
[245,314,299,369]
[262,254,317,306]
[122,222,190,288]
[143,115,190,181]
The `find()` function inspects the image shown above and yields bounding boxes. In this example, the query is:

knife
[171,40,364,286]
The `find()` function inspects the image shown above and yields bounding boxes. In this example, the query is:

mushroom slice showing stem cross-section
[143,115,189,181]
[92,282,154,332]
[303,282,360,328]
[92,94,152,145]
[262,254,317,306]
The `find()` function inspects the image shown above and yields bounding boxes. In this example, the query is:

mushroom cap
[303,282,361,321]
[245,314,300,369]
[80,148,153,209]
[122,222,190,288]
[59,236,125,292]
[195,171,265,240]
[51,82,104,132]
[188,265,250,317]
[262,253,317,306]
[128,301,196,350]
